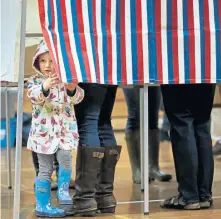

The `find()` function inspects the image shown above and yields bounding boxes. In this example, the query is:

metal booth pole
[140,87,144,192]
[13,0,27,218]
[143,84,149,215]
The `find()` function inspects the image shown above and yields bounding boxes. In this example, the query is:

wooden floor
[1,132,221,219]
[2,87,221,218]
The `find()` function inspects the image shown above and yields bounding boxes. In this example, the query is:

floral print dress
[27,75,84,154]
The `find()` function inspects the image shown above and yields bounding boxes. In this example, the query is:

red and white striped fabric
[38,0,221,85]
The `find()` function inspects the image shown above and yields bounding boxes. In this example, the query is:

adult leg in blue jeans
[72,84,121,216]
[123,86,172,183]
[161,84,215,210]
[98,86,118,146]
[75,84,117,146]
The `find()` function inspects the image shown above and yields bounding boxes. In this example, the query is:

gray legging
[37,149,72,182]
[32,151,59,176]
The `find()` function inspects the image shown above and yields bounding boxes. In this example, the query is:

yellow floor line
[115,215,133,219]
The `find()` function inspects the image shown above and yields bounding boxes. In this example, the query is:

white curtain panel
[1,0,21,82]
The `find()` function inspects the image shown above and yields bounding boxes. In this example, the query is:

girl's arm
[67,85,84,105]
[27,76,48,104]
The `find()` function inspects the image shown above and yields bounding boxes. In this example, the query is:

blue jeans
[123,87,161,132]
[74,83,117,147]
[161,84,215,203]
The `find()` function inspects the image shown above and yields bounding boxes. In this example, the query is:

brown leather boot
[72,145,105,217]
[95,145,122,214]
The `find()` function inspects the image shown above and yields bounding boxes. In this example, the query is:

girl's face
[38,52,56,76]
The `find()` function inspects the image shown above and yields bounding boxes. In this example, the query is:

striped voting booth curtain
[38,0,221,85]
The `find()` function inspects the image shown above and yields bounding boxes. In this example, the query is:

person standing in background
[123,86,172,184]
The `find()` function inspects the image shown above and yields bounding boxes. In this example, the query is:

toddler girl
[27,40,84,217]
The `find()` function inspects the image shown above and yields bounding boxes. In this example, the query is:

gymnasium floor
[1,133,221,219]
[1,88,221,218]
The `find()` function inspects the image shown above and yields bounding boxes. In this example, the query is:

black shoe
[149,168,172,182]
[213,141,221,156]
[161,195,200,210]
[200,198,213,209]
[149,130,172,182]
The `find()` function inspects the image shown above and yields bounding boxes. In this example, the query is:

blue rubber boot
[57,166,73,205]
[35,178,65,218]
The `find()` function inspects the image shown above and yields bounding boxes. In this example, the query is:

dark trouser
[123,86,161,132]
[161,84,215,203]
[74,83,117,147]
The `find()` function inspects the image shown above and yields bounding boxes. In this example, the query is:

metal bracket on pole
[13,0,27,218]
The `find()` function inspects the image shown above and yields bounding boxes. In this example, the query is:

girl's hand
[43,73,59,91]
[65,82,77,91]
